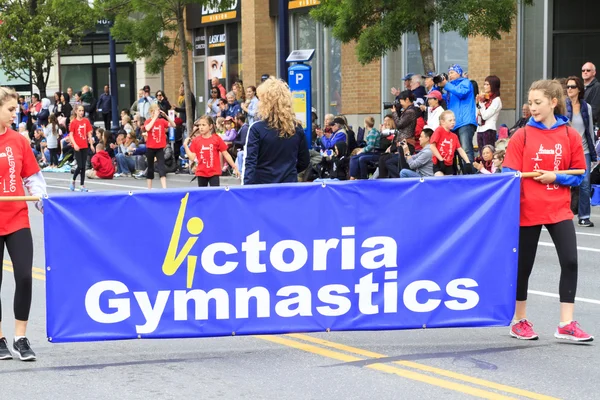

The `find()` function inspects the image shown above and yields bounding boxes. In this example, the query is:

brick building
[160,0,600,129]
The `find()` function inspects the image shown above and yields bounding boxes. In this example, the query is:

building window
[520,0,546,104]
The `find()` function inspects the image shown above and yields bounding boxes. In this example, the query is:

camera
[383,100,400,110]
[433,73,448,85]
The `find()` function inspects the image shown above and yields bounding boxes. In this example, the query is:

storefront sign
[289,0,320,10]
[187,0,240,29]
[194,30,206,57]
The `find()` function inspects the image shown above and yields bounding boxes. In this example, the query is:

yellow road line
[3,260,45,275]
[3,261,46,281]
[288,333,558,400]
[257,335,516,399]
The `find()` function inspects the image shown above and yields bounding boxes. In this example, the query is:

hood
[41,98,51,110]
[97,150,111,158]
[526,114,569,130]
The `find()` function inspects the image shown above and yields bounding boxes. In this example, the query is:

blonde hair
[364,116,375,128]
[233,81,245,101]
[198,115,216,135]
[529,79,566,116]
[257,78,298,138]
[149,103,159,114]
[440,110,455,123]
[0,87,18,107]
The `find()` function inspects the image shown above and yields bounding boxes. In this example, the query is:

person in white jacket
[425,90,445,130]
[476,75,502,157]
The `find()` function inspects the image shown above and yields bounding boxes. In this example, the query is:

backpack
[346,128,357,156]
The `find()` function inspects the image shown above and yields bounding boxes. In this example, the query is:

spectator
[67,87,76,108]
[566,75,597,227]
[131,89,144,116]
[498,124,509,140]
[399,127,434,178]
[425,90,444,130]
[138,86,155,122]
[409,74,427,104]
[582,62,600,124]
[243,78,310,185]
[18,122,29,139]
[121,114,134,135]
[349,116,381,180]
[86,142,115,179]
[390,73,414,98]
[509,104,531,136]
[217,98,228,118]
[97,85,112,130]
[476,75,503,156]
[375,114,398,179]
[44,114,62,168]
[155,90,172,114]
[183,115,239,187]
[473,145,497,174]
[18,95,29,126]
[29,94,41,129]
[232,81,245,102]
[233,113,249,173]
[330,141,349,180]
[51,92,61,115]
[36,98,51,128]
[58,92,72,132]
[492,149,505,173]
[173,82,196,125]
[81,85,96,122]
[431,110,472,176]
[114,132,138,177]
[392,90,421,142]
[143,104,176,189]
[444,64,477,161]
[31,127,46,161]
[240,86,259,125]
[211,77,227,99]
[423,72,435,94]
[224,92,241,119]
[317,116,347,150]
[206,88,221,118]
[222,116,238,145]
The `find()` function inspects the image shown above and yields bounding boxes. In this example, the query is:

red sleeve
[91,154,99,170]
[430,128,442,145]
[568,127,587,170]
[69,120,76,134]
[503,128,525,171]
[20,134,41,178]
[216,135,228,152]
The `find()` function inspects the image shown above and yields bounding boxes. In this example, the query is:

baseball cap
[426,90,443,101]
[329,117,346,126]
[261,74,270,82]
[403,73,414,81]
[422,72,436,79]
[311,107,318,118]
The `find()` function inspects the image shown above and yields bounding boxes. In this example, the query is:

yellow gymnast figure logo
[162,193,204,288]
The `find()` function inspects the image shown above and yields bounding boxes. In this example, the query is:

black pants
[73,149,88,186]
[146,148,166,179]
[49,148,59,166]
[102,113,111,131]
[197,176,220,187]
[0,228,33,321]
[517,220,578,303]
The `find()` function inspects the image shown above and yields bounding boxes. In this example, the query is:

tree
[310,0,533,74]
[0,0,98,97]
[101,0,233,130]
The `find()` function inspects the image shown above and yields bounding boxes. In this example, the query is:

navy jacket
[225,101,242,119]
[97,93,111,115]
[243,120,310,185]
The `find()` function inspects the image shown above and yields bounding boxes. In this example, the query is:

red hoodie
[91,150,115,179]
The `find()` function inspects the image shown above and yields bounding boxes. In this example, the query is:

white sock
[14,336,25,342]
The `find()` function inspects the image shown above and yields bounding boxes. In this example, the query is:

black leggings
[49,148,59,166]
[0,228,33,321]
[517,220,578,303]
[146,148,166,180]
[72,149,88,186]
[197,176,220,187]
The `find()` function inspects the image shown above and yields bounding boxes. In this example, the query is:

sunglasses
[582,69,592,72]
[566,85,578,89]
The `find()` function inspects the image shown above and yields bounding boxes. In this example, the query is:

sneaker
[114,173,122,178]
[0,338,13,360]
[554,321,594,342]
[578,219,595,227]
[69,182,75,191]
[80,187,89,192]
[12,337,36,361]
[510,319,539,340]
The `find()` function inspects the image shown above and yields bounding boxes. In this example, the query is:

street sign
[288,49,314,149]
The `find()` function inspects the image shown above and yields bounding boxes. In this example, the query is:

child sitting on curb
[86,142,115,179]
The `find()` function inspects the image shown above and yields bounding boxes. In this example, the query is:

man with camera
[399,127,434,178]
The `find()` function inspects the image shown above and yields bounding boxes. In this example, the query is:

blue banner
[44,175,520,343]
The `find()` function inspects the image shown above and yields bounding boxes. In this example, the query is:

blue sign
[44,175,521,343]
[288,63,312,149]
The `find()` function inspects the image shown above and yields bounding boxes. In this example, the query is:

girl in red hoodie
[503,79,592,342]
[0,87,46,360]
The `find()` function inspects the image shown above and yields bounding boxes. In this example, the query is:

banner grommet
[225,186,230,191]
[321,182,326,188]
[128,191,133,196]
[419,178,425,183]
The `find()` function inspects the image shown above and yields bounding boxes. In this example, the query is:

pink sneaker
[554,321,594,342]
[510,319,539,340]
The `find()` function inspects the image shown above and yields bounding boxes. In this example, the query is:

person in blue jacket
[243,78,310,185]
[317,117,347,150]
[443,64,477,162]
[224,92,241,119]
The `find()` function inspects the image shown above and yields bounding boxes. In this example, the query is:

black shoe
[13,337,36,361]
[578,218,595,227]
[0,338,12,360]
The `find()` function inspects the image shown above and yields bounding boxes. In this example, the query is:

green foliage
[0,0,98,92]
[311,0,533,68]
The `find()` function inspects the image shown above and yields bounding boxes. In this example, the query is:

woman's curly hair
[257,78,299,138]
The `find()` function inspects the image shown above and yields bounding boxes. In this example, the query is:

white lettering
[201,242,238,274]
[354,273,379,314]
[444,279,480,311]
[85,280,130,324]
[134,290,170,334]
[384,270,398,313]
[275,286,312,317]
[316,284,351,316]
[341,226,355,270]
[174,288,229,321]
[360,237,398,270]
[270,240,308,273]
[235,287,271,319]
[313,239,339,271]
[242,231,266,273]
[403,280,441,312]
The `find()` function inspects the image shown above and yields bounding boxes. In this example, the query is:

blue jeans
[455,124,476,162]
[236,150,245,173]
[116,153,135,174]
[400,169,420,178]
[579,153,592,219]
[349,153,380,179]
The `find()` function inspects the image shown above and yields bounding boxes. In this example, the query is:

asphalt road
[2,171,600,399]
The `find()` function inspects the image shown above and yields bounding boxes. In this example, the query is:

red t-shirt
[69,118,92,149]
[189,134,228,177]
[503,125,586,226]
[0,129,41,235]
[144,118,169,149]
[430,127,461,166]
